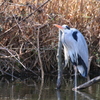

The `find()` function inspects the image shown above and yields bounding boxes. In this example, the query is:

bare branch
[72,75,100,90]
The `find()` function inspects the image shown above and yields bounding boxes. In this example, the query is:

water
[0,76,100,100]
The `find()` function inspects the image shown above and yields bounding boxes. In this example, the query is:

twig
[0,1,6,7]
[27,68,38,76]
[0,69,18,79]
[0,46,26,69]
[11,12,36,48]
[22,0,51,21]
[6,48,26,69]
[0,0,51,37]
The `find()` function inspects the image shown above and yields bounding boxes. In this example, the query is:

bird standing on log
[54,24,89,89]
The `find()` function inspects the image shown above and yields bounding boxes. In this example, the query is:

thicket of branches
[0,0,100,79]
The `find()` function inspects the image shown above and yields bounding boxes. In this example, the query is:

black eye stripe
[66,26,70,30]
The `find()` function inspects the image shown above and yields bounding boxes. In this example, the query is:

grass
[0,0,100,78]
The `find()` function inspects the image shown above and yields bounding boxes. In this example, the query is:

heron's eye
[65,26,70,30]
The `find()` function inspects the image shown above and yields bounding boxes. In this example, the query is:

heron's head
[54,24,70,33]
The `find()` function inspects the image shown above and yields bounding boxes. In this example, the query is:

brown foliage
[0,0,100,78]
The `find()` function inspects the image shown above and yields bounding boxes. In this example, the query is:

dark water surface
[0,76,100,100]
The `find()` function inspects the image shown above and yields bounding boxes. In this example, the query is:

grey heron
[54,24,89,89]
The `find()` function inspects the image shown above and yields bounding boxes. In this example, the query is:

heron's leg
[74,65,77,89]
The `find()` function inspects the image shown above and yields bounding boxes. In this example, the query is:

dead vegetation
[0,0,100,79]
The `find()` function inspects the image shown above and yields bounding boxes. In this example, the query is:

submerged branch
[37,27,44,80]
[56,30,63,89]
[72,75,100,90]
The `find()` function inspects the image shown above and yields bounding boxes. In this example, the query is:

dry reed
[0,0,100,78]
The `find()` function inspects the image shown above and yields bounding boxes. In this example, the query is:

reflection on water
[0,76,100,100]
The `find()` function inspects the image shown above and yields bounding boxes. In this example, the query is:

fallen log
[72,75,100,90]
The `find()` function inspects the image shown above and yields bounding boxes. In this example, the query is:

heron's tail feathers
[77,65,88,77]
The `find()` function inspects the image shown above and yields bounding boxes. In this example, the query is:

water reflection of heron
[54,24,89,89]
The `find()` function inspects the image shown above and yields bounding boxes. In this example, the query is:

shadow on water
[0,75,100,100]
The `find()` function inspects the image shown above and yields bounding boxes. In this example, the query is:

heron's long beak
[54,24,64,29]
